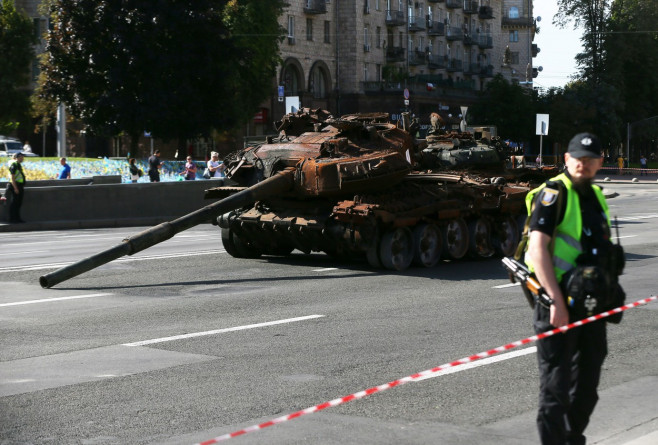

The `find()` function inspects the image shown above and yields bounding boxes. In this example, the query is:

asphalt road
[0,182,656,445]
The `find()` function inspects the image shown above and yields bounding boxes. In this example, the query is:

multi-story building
[13,1,539,152]
[260,0,539,135]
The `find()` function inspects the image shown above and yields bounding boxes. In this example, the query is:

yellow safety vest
[524,173,610,282]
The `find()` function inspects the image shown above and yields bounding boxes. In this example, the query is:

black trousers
[533,304,607,445]
[7,183,25,222]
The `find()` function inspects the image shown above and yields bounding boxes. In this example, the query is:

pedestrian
[128,158,143,183]
[148,150,162,182]
[639,154,647,176]
[182,156,197,180]
[522,132,625,445]
[205,151,226,184]
[616,154,624,175]
[22,141,32,153]
[7,152,26,223]
[56,157,71,179]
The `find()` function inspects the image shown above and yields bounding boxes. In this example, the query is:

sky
[532,2,584,90]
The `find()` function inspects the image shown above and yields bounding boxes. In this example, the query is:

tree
[468,75,537,143]
[0,0,36,134]
[603,0,658,140]
[555,0,611,83]
[38,0,285,146]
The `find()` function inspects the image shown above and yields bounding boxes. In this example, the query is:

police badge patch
[540,188,559,206]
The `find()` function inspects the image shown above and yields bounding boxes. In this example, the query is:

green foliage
[468,75,536,142]
[38,0,285,143]
[0,0,36,134]
[555,1,610,83]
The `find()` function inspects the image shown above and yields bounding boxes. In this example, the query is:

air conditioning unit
[288,36,295,45]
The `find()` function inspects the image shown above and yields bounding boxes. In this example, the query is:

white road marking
[123,314,326,347]
[0,249,225,273]
[493,282,520,289]
[0,250,48,256]
[415,346,538,381]
[612,235,637,240]
[0,293,113,307]
[313,268,338,272]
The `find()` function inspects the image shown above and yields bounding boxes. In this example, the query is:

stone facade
[273,0,538,128]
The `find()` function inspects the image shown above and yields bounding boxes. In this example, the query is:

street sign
[403,88,410,99]
[404,99,409,106]
[536,114,549,135]
[278,86,284,97]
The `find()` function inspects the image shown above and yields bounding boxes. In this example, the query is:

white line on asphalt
[0,293,113,307]
[313,268,338,272]
[122,314,326,347]
[612,235,638,240]
[0,249,225,273]
[0,250,49,256]
[415,346,538,381]
[492,282,520,289]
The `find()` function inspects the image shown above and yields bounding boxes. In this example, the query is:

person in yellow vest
[7,152,26,223]
[524,132,624,445]
[616,154,624,174]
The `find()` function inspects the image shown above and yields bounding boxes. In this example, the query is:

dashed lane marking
[122,314,326,347]
[0,293,113,307]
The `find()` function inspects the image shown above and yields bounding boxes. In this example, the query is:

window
[376,63,381,81]
[509,7,519,19]
[364,25,370,51]
[287,16,295,40]
[511,52,520,65]
[376,26,381,48]
[324,21,331,43]
[306,18,313,41]
[376,0,381,11]
[509,30,519,42]
[364,63,369,81]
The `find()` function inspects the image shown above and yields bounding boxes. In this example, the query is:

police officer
[525,132,619,445]
[7,152,26,223]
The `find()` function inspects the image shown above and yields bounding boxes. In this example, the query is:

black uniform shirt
[529,172,610,253]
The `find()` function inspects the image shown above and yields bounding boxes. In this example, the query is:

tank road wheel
[412,223,442,267]
[221,227,262,259]
[467,218,495,258]
[494,216,520,257]
[441,218,469,260]
[379,227,414,271]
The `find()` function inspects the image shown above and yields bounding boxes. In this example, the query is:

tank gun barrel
[39,168,296,288]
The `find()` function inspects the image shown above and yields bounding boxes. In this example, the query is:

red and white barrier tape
[197,295,657,445]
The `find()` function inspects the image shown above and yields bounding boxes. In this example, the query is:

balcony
[446,0,462,8]
[303,0,327,14]
[463,1,479,14]
[479,64,494,78]
[385,10,405,27]
[463,33,476,46]
[408,16,425,32]
[447,58,463,72]
[446,26,463,41]
[464,62,480,75]
[427,21,445,36]
[428,54,447,69]
[478,6,494,19]
[502,15,534,27]
[478,33,493,49]
[386,46,405,62]
[532,43,540,57]
[409,50,427,66]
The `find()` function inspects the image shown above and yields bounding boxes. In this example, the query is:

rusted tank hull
[216,174,528,270]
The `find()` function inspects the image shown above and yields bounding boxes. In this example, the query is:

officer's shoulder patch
[540,187,560,206]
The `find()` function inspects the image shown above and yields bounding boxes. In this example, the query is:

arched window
[309,62,331,99]
[282,64,302,95]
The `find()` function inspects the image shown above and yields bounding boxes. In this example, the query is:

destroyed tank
[40,108,534,289]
